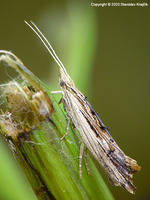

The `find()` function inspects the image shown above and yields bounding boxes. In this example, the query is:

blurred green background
[0,0,149,200]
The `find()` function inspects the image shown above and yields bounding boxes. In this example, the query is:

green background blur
[0,1,149,200]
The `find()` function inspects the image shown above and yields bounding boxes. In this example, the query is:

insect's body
[25,21,141,194]
[59,68,140,194]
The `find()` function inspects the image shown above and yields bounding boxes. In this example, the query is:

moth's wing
[72,94,140,194]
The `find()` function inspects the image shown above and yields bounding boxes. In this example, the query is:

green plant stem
[0,51,114,200]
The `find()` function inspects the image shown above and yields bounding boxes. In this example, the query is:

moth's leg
[51,91,63,94]
[61,118,70,140]
[51,91,63,104]
[84,147,90,176]
[51,90,71,140]
[70,121,76,132]
[79,142,84,178]
[58,98,63,104]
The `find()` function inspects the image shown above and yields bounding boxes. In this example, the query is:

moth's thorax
[58,67,86,100]
[58,68,75,88]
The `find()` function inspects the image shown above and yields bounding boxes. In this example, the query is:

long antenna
[24,21,68,75]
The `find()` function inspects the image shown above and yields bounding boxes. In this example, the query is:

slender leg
[52,90,70,140]
[84,147,90,176]
[51,91,63,104]
[79,142,84,178]
[58,98,63,104]
[61,118,70,140]
[51,91,63,94]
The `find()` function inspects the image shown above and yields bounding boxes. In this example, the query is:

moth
[25,21,141,194]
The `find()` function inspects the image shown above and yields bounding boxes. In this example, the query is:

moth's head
[58,67,86,100]
[58,68,75,89]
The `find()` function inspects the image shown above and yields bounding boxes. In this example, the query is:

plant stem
[0,51,114,200]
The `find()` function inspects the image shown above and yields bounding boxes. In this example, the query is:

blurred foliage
[0,136,37,200]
